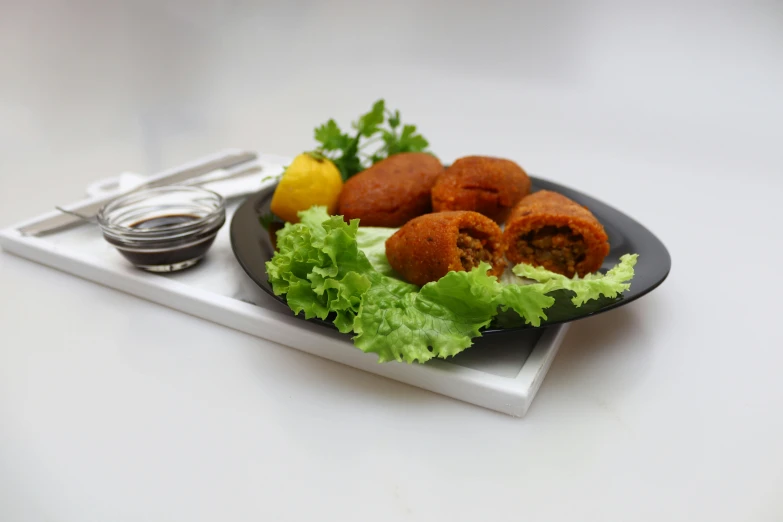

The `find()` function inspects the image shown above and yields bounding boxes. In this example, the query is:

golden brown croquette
[431,156,531,223]
[337,153,444,227]
[503,190,610,277]
[385,210,505,286]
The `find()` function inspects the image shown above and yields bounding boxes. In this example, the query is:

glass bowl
[97,186,226,272]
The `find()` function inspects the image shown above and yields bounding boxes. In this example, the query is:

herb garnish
[313,99,430,180]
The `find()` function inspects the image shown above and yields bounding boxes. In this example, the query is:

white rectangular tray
[0,151,568,417]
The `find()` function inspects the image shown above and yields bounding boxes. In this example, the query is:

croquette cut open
[502,190,610,277]
[385,211,506,286]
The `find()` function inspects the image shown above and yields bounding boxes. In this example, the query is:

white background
[2,1,782,520]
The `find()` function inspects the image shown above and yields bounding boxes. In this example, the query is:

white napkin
[84,161,285,200]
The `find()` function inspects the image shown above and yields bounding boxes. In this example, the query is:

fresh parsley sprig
[313,99,430,180]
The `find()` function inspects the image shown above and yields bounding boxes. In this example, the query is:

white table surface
[2,2,782,521]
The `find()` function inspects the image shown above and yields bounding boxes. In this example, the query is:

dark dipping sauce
[103,213,225,272]
[131,214,198,230]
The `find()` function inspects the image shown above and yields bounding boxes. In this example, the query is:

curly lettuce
[266,207,637,363]
[265,208,373,332]
[513,254,637,306]
[353,264,504,363]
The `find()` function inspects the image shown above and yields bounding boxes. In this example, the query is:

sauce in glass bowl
[97,186,226,272]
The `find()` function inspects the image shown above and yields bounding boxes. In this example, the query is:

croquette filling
[516,226,586,274]
[457,230,494,270]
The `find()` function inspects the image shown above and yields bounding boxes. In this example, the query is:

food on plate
[265,206,637,364]
[337,152,444,227]
[431,156,531,223]
[503,190,610,277]
[385,211,505,286]
[258,100,645,364]
[313,99,431,180]
[269,153,343,223]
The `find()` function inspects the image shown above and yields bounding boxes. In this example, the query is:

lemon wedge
[270,153,343,223]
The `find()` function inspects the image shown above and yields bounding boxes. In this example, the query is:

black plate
[230,178,670,334]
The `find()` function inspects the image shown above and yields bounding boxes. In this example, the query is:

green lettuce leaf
[265,206,374,333]
[497,284,556,327]
[513,254,638,306]
[267,207,639,363]
[353,264,502,363]
[355,226,398,276]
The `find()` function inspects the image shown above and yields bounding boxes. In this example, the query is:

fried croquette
[337,153,444,227]
[385,210,506,286]
[431,156,531,223]
[503,190,609,277]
